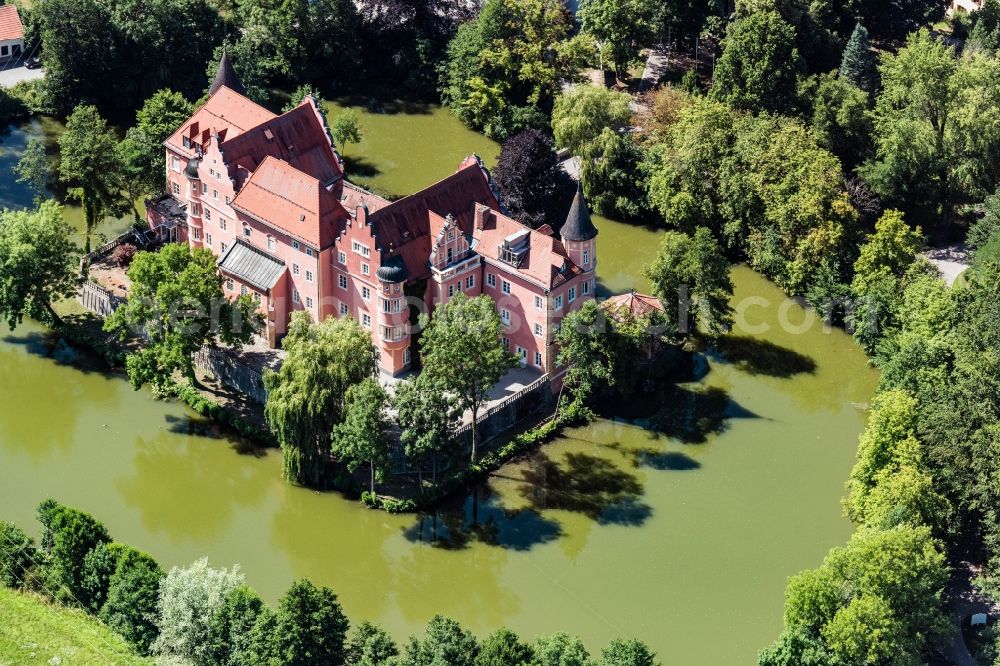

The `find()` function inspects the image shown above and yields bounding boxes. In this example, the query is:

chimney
[474,204,490,231]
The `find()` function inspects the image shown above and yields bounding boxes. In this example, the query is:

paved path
[0,64,43,89]
[637,47,669,93]
[942,561,998,666]
[924,243,970,286]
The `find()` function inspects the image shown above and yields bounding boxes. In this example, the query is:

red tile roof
[472,207,581,289]
[368,162,500,281]
[230,156,346,248]
[341,181,390,215]
[601,291,665,319]
[166,87,276,155]
[219,99,342,188]
[0,5,23,43]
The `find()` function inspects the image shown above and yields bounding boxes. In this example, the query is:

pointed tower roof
[561,183,598,242]
[209,49,246,97]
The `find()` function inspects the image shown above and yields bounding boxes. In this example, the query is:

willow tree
[418,293,516,464]
[264,313,378,487]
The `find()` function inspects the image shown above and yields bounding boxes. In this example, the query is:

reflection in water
[710,335,817,378]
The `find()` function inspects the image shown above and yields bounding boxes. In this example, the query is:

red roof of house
[0,5,23,43]
[368,162,501,281]
[219,99,342,189]
[230,156,346,248]
[472,207,581,289]
[601,291,665,319]
[166,87,276,155]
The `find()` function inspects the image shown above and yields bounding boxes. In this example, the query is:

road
[0,63,43,89]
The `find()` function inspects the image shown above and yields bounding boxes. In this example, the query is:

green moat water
[0,109,878,664]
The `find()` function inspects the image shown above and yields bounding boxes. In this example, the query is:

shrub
[99,546,163,654]
[0,521,36,589]
[110,242,137,268]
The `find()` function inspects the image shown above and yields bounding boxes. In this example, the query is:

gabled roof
[342,181,390,214]
[218,239,286,291]
[561,183,598,242]
[209,50,246,97]
[0,5,23,42]
[366,162,500,282]
[473,207,582,289]
[219,99,342,187]
[600,291,665,319]
[230,155,346,248]
[166,87,276,155]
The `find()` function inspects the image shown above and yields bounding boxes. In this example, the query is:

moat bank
[0,109,878,664]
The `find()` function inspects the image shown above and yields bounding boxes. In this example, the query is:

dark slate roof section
[217,239,286,291]
[376,254,408,283]
[561,183,598,242]
[209,50,247,97]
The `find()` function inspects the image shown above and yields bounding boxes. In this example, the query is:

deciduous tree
[475,628,534,666]
[552,85,632,157]
[643,227,733,337]
[331,110,364,157]
[0,201,78,329]
[710,9,803,116]
[492,129,573,229]
[271,580,350,666]
[347,621,399,666]
[418,293,517,464]
[36,500,111,607]
[331,377,391,494]
[578,0,658,81]
[58,104,127,249]
[105,244,262,389]
[400,615,479,666]
[152,558,245,663]
[264,313,378,487]
[394,373,462,488]
[99,546,163,654]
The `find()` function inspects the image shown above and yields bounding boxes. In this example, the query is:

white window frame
[339,274,348,290]
[487,273,496,288]
[501,280,511,295]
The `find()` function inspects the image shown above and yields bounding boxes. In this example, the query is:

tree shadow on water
[648,385,756,444]
[629,449,701,471]
[402,488,562,552]
[711,335,816,378]
[517,452,652,526]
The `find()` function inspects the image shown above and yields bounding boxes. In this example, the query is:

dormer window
[267,235,275,251]
[183,136,191,148]
[243,224,251,238]
[499,229,530,268]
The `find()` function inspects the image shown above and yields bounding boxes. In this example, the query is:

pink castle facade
[147,55,598,379]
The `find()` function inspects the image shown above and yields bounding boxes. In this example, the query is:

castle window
[501,309,511,326]
[306,296,314,309]
[172,182,180,195]
[226,278,233,291]
[534,296,543,310]
[292,289,300,304]
[352,240,371,258]
[219,218,227,231]
[206,233,212,246]
[204,209,211,221]
[583,280,590,295]
[555,295,563,310]
[293,264,299,276]
[362,313,371,328]
[305,247,314,258]
[534,323,542,336]
[339,274,348,289]
[220,242,226,254]
[171,156,180,172]
[338,251,346,264]
[502,337,509,350]
[306,270,314,283]
[465,275,475,289]
[182,137,190,149]
[267,236,275,251]
[241,285,248,296]
[362,286,371,301]
[486,273,496,288]
[535,351,543,367]
[292,240,300,251]
[448,284,454,297]
[243,224,250,238]
[583,250,590,266]
[569,287,576,303]
[340,302,348,315]
[501,280,511,295]
[362,263,369,276]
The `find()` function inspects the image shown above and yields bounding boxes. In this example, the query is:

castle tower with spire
[561,183,598,276]
[209,49,246,97]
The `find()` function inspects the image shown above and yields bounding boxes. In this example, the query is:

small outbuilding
[600,290,668,359]
[0,5,23,63]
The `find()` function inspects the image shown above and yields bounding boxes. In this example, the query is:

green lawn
[0,587,150,665]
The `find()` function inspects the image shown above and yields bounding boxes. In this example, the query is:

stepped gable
[230,155,346,249]
[365,161,500,281]
[165,87,276,156]
[219,99,343,189]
